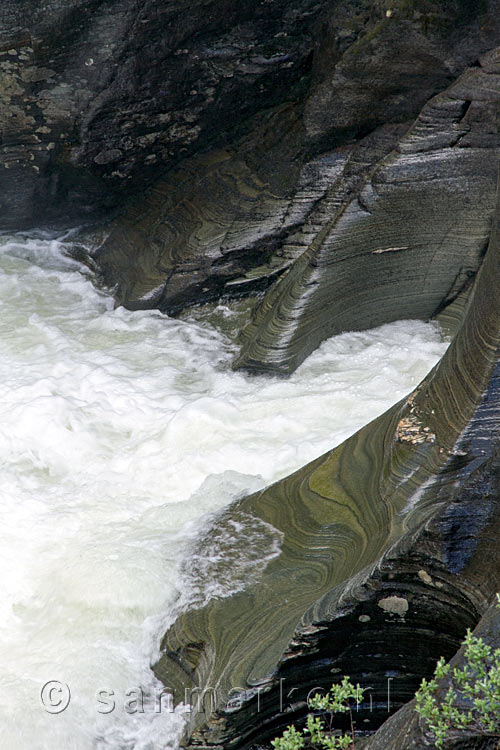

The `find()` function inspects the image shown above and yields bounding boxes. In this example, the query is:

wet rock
[364,595,500,749]
[91,105,353,311]
[92,49,500,323]
[234,57,500,374]
[152,171,500,748]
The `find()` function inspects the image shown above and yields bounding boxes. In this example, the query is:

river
[0,234,449,749]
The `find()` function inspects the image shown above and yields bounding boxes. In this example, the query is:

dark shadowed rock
[3,4,500,748]
[2,0,499,244]
[302,0,495,150]
[90,105,332,310]
[0,0,321,229]
[91,48,500,323]
[364,596,500,749]
[91,105,365,311]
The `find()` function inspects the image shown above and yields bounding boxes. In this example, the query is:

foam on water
[0,235,449,749]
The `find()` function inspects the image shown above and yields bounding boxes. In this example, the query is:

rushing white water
[0,234,449,750]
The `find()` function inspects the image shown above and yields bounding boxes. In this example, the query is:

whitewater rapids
[0,234,449,749]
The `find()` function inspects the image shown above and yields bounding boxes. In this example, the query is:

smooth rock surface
[234,57,500,374]
[91,38,500,339]
[91,106,349,311]
[153,172,500,748]
[92,50,500,323]
[3,0,498,278]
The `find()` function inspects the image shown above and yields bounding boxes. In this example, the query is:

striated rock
[234,57,500,374]
[2,0,498,263]
[91,105,352,311]
[301,0,498,150]
[364,597,500,749]
[4,4,500,746]
[92,48,500,322]
[152,175,500,748]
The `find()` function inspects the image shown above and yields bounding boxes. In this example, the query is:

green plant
[271,677,365,750]
[415,593,500,748]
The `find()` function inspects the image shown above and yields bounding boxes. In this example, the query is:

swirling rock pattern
[3,0,499,231]
[92,51,500,321]
[153,174,500,747]
[91,106,351,311]
[234,56,500,374]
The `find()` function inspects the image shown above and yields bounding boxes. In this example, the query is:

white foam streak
[0,235,449,749]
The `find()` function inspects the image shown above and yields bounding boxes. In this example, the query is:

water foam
[0,235,449,749]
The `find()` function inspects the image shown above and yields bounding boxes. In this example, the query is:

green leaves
[271,679,365,750]
[415,596,500,747]
[271,725,306,750]
[274,598,500,750]
[308,677,364,715]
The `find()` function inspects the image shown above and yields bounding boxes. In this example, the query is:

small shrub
[273,595,500,750]
[415,593,500,747]
[271,677,365,750]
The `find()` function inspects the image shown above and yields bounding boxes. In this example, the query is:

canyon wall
[153,177,500,748]
[3,2,500,748]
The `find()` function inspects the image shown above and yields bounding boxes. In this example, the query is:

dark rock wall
[302,0,492,149]
[88,6,500,373]
[90,105,322,310]
[364,589,500,749]
[234,62,500,374]
[94,49,500,373]
[0,0,319,229]
[1,0,499,234]
[3,4,500,749]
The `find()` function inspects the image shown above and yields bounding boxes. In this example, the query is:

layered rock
[91,38,500,342]
[90,105,351,311]
[0,0,321,229]
[3,1,498,278]
[364,595,500,749]
[4,4,500,747]
[234,56,500,374]
[152,173,500,748]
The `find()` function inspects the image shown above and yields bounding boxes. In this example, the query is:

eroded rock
[234,56,500,374]
[365,574,500,749]
[152,170,500,749]
[0,0,321,228]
